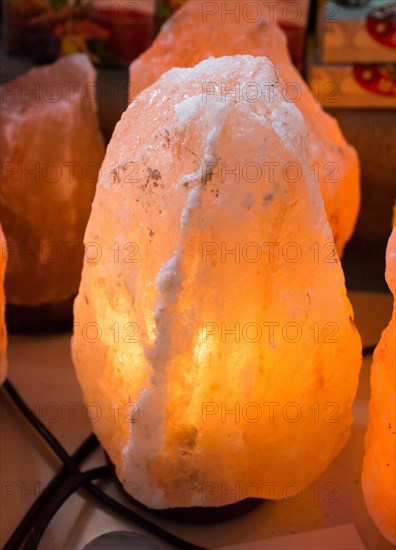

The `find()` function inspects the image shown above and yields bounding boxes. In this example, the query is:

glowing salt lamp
[0,225,7,383]
[72,56,362,509]
[129,0,360,256]
[0,53,105,306]
[362,226,396,544]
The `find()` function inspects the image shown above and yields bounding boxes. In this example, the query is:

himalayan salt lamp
[129,0,360,256]
[0,53,105,306]
[362,226,396,545]
[73,55,362,509]
[0,226,7,384]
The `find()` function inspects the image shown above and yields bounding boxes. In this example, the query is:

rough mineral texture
[362,226,396,545]
[0,53,105,306]
[129,0,360,255]
[73,56,362,509]
[0,226,7,384]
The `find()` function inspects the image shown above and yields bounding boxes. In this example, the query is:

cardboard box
[318,0,396,63]
[308,56,396,108]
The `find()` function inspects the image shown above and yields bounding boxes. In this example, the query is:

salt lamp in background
[129,0,360,256]
[0,53,105,307]
[362,226,396,545]
[0,226,7,384]
[73,56,362,509]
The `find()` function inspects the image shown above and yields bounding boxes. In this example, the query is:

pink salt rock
[0,53,105,306]
[129,0,360,255]
[362,226,396,544]
[0,225,7,384]
[73,55,362,509]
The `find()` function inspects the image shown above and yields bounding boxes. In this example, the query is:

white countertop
[0,291,394,550]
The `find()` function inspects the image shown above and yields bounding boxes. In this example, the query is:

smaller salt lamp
[0,53,105,308]
[362,225,396,545]
[0,225,7,383]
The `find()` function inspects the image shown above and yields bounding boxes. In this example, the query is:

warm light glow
[0,54,104,306]
[0,225,7,384]
[362,226,396,545]
[72,55,362,509]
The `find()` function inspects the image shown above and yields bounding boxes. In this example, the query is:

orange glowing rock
[73,55,362,509]
[362,226,396,545]
[0,53,105,306]
[0,225,7,384]
[129,0,360,255]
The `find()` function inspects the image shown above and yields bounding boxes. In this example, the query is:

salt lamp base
[105,453,263,524]
[146,496,262,524]
[6,297,74,333]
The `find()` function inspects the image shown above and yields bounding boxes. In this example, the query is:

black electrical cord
[3,379,93,475]
[3,432,98,550]
[2,380,209,550]
[23,467,111,550]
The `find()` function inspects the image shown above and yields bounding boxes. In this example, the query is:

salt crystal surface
[129,0,360,254]
[362,227,396,545]
[0,226,7,383]
[73,56,362,509]
[0,54,105,305]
